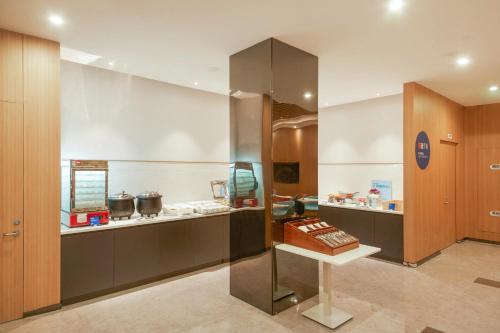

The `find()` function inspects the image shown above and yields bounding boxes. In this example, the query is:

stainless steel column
[229,38,319,314]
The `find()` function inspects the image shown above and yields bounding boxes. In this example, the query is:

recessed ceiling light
[388,0,405,12]
[194,82,199,86]
[108,61,115,67]
[48,15,64,26]
[456,56,471,67]
[323,102,329,107]
[304,92,312,99]
[376,93,381,97]
[489,85,499,92]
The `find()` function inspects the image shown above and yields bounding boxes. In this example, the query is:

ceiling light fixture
[48,15,64,26]
[388,0,405,12]
[489,85,499,92]
[456,56,471,67]
[194,82,199,86]
[304,92,312,99]
[376,93,381,97]
[108,61,115,67]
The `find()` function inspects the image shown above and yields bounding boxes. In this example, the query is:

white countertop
[319,201,403,215]
[61,206,265,235]
[275,243,381,266]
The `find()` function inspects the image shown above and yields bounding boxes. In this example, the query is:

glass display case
[61,160,109,227]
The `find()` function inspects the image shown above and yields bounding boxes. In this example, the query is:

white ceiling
[1,0,499,107]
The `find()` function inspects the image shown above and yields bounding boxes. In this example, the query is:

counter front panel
[319,205,403,263]
[61,212,237,303]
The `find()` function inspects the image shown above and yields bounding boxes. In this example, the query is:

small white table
[275,243,381,330]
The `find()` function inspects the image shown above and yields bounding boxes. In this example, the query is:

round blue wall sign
[415,131,430,170]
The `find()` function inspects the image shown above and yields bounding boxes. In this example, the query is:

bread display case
[61,160,109,228]
[284,218,359,256]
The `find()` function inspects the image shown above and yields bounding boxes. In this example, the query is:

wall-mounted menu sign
[371,180,392,201]
[415,131,430,170]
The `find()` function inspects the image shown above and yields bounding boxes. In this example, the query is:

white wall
[318,94,403,200]
[61,61,229,203]
[62,61,403,203]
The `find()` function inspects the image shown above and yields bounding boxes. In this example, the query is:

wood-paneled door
[0,102,24,323]
[478,148,500,234]
[438,141,457,249]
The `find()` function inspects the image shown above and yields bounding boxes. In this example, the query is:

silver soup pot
[136,191,163,217]
[108,191,136,220]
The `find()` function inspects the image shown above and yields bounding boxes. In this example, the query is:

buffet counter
[319,202,404,263]
[319,201,403,215]
[61,206,265,304]
[60,206,264,235]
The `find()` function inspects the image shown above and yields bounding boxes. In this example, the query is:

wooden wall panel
[272,125,318,197]
[403,82,464,264]
[464,103,500,242]
[22,35,61,312]
[0,29,23,103]
[0,102,24,322]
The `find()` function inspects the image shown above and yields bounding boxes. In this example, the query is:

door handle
[2,230,20,237]
[490,164,500,171]
[444,201,449,204]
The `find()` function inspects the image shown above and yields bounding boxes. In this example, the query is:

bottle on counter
[367,188,381,209]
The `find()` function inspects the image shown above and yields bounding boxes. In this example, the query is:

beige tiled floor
[1,240,499,333]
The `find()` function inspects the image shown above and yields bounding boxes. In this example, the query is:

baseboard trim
[464,237,500,246]
[405,250,441,268]
[24,303,62,317]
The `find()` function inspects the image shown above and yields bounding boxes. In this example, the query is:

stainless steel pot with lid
[136,191,162,199]
[108,191,136,220]
[136,191,163,217]
[109,191,135,200]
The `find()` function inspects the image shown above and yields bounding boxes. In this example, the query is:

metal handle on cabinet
[490,211,500,217]
[444,201,449,204]
[2,230,20,237]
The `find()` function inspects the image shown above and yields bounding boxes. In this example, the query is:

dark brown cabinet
[61,231,114,301]
[229,210,266,261]
[61,213,236,304]
[373,213,404,262]
[114,224,162,286]
[158,220,194,273]
[191,215,228,266]
[323,208,375,246]
[319,206,403,263]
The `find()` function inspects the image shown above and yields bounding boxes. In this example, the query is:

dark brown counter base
[61,260,226,306]
[61,214,230,303]
[319,206,404,263]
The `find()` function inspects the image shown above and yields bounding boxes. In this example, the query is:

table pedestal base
[301,261,352,329]
[302,304,352,329]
